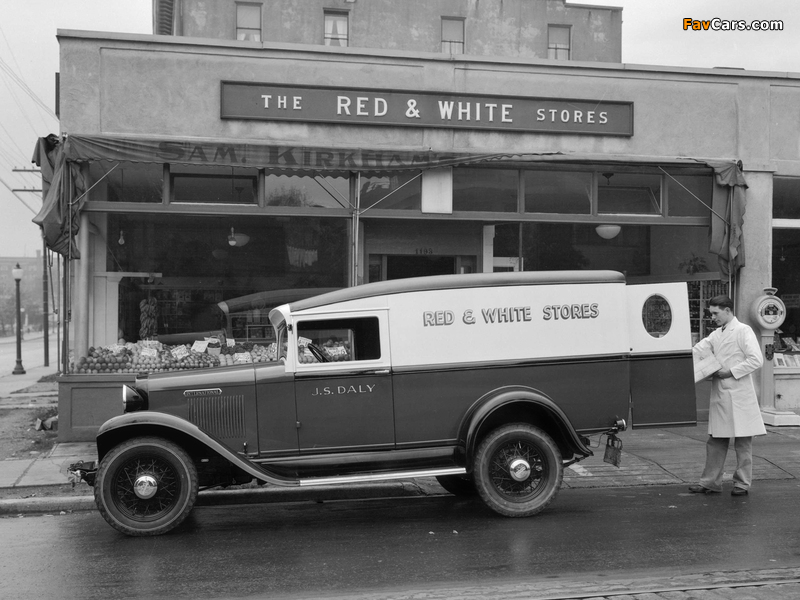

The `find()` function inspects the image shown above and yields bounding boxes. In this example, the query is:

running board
[297,467,466,487]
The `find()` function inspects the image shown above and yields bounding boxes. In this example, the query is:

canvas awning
[30,134,748,277]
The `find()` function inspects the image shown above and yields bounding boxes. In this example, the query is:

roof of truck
[287,270,625,313]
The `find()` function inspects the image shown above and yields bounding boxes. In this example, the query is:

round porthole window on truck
[642,294,672,338]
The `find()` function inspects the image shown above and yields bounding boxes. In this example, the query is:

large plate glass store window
[106,214,348,343]
[772,177,800,362]
[492,223,715,278]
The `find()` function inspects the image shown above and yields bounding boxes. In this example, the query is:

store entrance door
[386,255,456,280]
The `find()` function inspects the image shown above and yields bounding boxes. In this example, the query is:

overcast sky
[0,0,797,259]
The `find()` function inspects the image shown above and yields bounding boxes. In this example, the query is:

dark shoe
[731,488,749,496]
[688,484,718,494]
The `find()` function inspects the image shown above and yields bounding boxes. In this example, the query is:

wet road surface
[2,479,800,599]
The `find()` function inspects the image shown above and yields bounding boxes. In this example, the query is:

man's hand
[715,368,733,379]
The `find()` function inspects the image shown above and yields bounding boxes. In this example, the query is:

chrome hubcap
[508,458,531,482]
[133,474,158,499]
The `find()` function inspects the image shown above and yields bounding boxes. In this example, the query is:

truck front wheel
[473,424,563,517]
[95,437,199,536]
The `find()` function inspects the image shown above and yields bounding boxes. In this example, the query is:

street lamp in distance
[12,263,25,375]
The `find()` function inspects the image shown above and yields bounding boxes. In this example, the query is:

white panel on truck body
[627,282,692,355]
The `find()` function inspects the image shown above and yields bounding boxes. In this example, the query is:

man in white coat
[689,295,765,496]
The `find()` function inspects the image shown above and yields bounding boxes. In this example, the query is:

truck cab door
[627,283,697,428]
[292,312,395,453]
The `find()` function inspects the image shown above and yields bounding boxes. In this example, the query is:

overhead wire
[0,23,58,237]
[0,25,54,130]
[0,56,58,121]
[0,175,39,214]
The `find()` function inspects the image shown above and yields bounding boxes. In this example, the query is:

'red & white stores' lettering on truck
[71,271,696,536]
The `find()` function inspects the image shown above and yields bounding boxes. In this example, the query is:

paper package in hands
[693,350,722,383]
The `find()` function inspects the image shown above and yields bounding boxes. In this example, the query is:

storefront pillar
[74,212,92,361]
[734,171,772,402]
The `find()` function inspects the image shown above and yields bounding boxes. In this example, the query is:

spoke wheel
[95,437,198,536]
[474,424,562,517]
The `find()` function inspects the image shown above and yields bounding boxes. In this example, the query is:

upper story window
[324,11,349,47]
[547,25,571,60]
[236,3,262,42]
[441,17,465,54]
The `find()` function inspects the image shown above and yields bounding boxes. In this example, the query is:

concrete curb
[0,495,97,515]
[0,480,444,515]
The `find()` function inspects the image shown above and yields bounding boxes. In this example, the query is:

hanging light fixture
[595,224,621,240]
[227,227,250,247]
[118,230,125,245]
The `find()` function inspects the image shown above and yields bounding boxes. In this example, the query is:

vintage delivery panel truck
[71,270,696,535]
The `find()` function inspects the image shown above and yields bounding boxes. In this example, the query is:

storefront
[38,30,800,438]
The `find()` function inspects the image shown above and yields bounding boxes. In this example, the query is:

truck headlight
[122,385,147,413]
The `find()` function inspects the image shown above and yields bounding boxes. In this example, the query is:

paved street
[2,479,800,599]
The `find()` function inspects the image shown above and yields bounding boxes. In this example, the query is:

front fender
[96,412,300,487]
[459,386,593,464]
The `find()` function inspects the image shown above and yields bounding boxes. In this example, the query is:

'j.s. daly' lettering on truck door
[311,384,376,396]
[423,304,599,326]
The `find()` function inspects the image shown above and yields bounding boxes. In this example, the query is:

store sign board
[221,82,634,136]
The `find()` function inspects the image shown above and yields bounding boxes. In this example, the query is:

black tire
[95,437,198,536]
[435,474,477,496]
[473,423,563,517]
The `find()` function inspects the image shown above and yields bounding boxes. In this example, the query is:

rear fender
[96,412,299,487]
[460,386,593,467]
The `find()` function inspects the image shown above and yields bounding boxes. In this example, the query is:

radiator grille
[188,395,246,439]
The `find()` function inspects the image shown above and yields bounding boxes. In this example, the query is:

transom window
[236,3,262,42]
[441,17,465,54]
[87,161,163,203]
[454,164,713,219]
[324,11,349,47]
[598,171,661,215]
[171,165,258,204]
[548,25,571,60]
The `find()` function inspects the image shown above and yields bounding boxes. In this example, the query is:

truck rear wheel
[473,424,562,517]
[95,437,198,536]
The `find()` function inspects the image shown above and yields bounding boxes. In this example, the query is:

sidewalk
[2,421,799,515]
[0,329,60,404]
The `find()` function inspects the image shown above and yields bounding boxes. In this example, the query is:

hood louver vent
[188,395,246,439]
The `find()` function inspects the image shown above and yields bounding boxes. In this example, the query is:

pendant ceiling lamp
[228,227,250,247]
[595,224,621,240]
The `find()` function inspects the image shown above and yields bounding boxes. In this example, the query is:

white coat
[693,317,766,438]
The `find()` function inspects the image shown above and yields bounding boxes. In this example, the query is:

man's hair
[708,295,734,311]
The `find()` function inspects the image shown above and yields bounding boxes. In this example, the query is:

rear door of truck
[627,283,697,428]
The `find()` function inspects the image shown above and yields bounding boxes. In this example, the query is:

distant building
[152,0,622,63]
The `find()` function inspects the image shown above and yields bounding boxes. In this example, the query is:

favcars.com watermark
[683,18,784,31]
